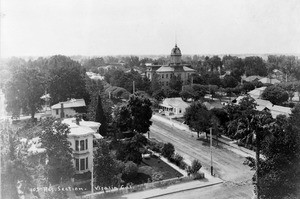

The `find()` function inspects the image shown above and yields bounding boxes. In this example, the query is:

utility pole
[210,127,213,176]
[133,81,135,93]
[91,151,94,194]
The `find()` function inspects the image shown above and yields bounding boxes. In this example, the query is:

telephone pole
[210,127,213,176]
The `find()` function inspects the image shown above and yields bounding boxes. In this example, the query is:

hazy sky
[1,0,300,57]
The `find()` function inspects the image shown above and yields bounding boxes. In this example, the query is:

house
[259,77,280,84]
[242,75,264,82]
[159,97,190,116]
[51,99,86,118]
[247,87,267,99]
[146,44,195,86]
[234,95,291,118]
[62,118,101,174]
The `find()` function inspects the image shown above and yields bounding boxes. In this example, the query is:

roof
[51,99,86,109]
[259,77,280,84]
[234,95,291,118]
[171,44,182,56]
[156,65,195,73]
[269,105,291,118]
[248,87,267,99]
[243,75,264,82]
[156,66,175,72]
[62,118,101,137]
[160,97,189,109]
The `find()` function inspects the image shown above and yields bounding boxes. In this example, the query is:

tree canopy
[261,85,289,105]
[39,118,74,185]
[184,102,211,138]
[4,60,45,118]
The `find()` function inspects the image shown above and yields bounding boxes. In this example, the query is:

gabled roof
[259,77,280,84]
[51,99,86,109]
[243,75,264,82]
[160,97,189,109]
[248,87,267,99]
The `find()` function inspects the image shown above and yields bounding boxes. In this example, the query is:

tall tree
[95,94,107,136]
[4,60,45,118]
[39,119,74,185]
[94,140,122,192]
[244,56,267,77]
[127,94,153,134]
[1,124,34,199]
[261,85,289,105]
[46,55,88,105]
[257,107,300,199]
[184,102,211,138]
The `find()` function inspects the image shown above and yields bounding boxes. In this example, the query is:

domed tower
[170,44,182,65]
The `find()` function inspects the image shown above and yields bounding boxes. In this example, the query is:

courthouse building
[146,44,195,86]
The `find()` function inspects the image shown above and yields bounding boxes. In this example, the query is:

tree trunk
[31,106,35,119]
[256,133,260,199]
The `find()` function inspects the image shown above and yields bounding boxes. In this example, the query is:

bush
[179,161,187,170]
[161,143,175,159]
[188,159,202,174]
[169,153,184,166]
[123,161,138,180]
[193,172,205,180]
[148,140,164,153]
[152,172,164,182]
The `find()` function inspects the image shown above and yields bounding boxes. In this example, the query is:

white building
[159,97,190,116]
[51,99,86,118]
[62,118,101,174]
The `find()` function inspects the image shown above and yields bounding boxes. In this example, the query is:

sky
[1,0,300,57]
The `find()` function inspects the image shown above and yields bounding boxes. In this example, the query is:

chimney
[75,114,81,125]
[60,103,65,118]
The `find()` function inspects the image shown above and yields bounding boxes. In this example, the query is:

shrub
[148,140,164,153]
[152,172,164,182]
[161,143,175,159]
[123,161,138,180]
[193,172,205,180]
[169,153,184,166]
[179,161,187,170]
[187,160,202,174]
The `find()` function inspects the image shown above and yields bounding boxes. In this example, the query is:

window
[75,140,79,151]
[56,109,59,115]
[166,74,168,78]
[170,74,173,78]
[162,74,164,78]
[86,157,88,170]
[179,108,182,113]
[75,158,79,171]
[75,158,88,171]
[85,139,88,150]
[80,159,85,171]
[80,140,84,151]
[166,81,169,86]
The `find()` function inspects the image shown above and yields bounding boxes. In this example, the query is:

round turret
[170,44,182,64]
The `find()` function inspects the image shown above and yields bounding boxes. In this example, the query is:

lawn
[73,156,183,196]
[140,155,183,180]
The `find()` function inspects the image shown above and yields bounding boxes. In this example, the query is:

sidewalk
[111,179,223,199]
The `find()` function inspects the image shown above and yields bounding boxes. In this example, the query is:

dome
[171,44,182,56]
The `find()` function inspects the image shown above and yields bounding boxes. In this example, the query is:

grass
[140,155,183,180]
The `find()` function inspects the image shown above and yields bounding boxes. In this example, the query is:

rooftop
[160,97,190,109]
[51,99,86,109]
[62,118,101,137]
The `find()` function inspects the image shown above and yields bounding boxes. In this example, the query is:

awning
[159,104,172,109]
[93,133,103,139]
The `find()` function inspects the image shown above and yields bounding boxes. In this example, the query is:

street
[149,115,255,198]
